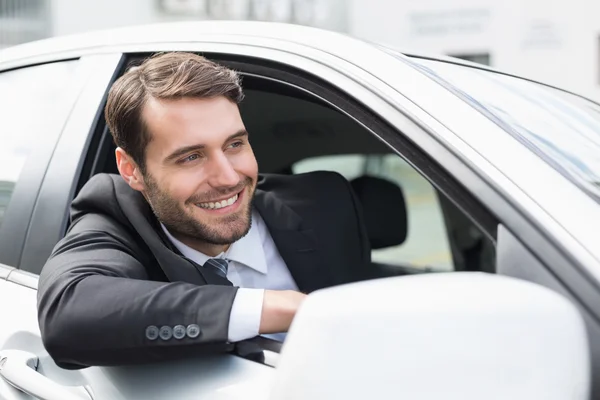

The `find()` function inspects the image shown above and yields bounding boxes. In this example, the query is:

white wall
[47,0,600,101]
[50,0,348,37]
[349,0,600,101]
[50,0,158,36]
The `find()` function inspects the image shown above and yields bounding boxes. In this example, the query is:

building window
[156,0,347,31]
[0,0,50,48]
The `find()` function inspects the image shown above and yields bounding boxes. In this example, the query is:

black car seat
[350,175,428,277]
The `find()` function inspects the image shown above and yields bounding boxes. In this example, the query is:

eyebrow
[164,129,248,163]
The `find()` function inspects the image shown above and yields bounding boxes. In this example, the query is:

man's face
[139,96,258,247]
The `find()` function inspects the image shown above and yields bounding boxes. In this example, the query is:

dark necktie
[204,258,228,279]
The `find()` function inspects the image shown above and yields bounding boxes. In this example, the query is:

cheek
[170,183,196,205]
[232,149,258,178]
[154,172,199,205]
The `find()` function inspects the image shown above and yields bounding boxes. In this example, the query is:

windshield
[401,55,600,202]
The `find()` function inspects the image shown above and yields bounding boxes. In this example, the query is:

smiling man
[37,52,371,368]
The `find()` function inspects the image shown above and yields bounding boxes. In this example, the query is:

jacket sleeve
[37,217,238,369]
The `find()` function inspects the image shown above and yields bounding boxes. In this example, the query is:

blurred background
[1,0,599,102]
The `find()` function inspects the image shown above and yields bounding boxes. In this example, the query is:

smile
[196,193,239,210]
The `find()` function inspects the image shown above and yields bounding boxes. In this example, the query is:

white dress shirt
[161,209,298,342]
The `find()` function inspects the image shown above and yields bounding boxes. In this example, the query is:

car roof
[0,20,586,104]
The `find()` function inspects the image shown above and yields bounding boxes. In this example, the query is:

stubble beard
[144,173,255,246]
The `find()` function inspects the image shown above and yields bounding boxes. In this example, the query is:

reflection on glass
[0,61,77,226]
[409,57,600,201]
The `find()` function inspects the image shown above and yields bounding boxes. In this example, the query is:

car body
[0,21,599,399]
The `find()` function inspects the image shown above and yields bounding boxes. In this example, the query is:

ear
[115,147,145,192]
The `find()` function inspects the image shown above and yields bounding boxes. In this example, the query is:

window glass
[408,57,600,202]
[0,61,78,227]
[294,154,455,271]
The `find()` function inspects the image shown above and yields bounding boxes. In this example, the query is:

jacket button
[173,325,186,340]
[146,325,159,341]
[159,326,173,341]
[186,324,200,339]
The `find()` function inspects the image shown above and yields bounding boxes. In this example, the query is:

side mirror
[270,273,590,400]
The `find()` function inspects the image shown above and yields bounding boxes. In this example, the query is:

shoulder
[257,172,359,224]
[72,173,123,213]
[257,171,350,198]
[74,173,130,205]
[71,173,147,224]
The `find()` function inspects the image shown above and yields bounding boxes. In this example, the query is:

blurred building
[0,0,347,49]
[0,0,51,48]
[1,0,599,101]
[351,0,600,102]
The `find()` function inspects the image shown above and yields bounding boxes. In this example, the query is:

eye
[228,141,244,149]
[181,153,200,163]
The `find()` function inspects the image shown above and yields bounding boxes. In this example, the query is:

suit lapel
[153,220,233,286]
[253,188,333,293]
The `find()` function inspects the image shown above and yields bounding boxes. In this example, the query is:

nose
[206,151,239,189]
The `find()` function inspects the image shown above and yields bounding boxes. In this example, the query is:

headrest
[350,175,408,249]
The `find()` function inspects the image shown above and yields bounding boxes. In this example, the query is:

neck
[161,224,231,257]
[178,236,231,258]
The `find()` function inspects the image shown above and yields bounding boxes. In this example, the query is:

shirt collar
[160,209,268,274]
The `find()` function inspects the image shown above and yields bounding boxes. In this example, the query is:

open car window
[89,55,496,279]
[294,154,455,271]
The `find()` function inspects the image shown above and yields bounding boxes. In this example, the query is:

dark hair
[105,52,244,173]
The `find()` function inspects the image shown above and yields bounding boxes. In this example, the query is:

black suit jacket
[37,172,370,368]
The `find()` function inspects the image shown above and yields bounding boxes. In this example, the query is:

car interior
[92,67,496,279]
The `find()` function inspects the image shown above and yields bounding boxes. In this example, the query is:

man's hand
[259,290,307,334]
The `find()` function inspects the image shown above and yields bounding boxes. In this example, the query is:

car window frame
[120,48,600,330]
[0,59,85,268]
[86,51,498,250]
[19,48,500,276]
[67,53,503,368]
[6,38,598,293]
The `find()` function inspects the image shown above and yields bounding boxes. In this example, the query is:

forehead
[142,96,244,150]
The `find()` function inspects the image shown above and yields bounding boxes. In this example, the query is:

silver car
[0,21,598,399]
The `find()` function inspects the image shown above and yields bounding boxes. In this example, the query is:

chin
[206,222,252,245]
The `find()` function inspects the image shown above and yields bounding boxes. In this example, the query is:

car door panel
[497,225,600,394]
[0,269,273,400]
[0,271,45,399]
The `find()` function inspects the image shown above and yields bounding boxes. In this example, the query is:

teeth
[198,194,238,210]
